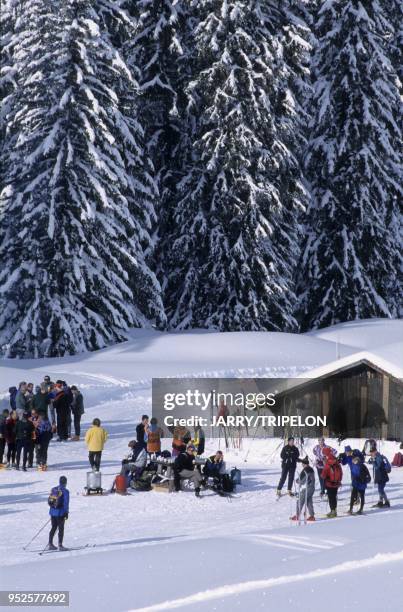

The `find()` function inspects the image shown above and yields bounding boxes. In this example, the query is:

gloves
[64,513,68,520]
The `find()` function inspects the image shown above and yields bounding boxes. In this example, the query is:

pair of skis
[38,543,95,556]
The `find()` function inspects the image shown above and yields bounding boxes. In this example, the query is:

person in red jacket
[321,447,343,518]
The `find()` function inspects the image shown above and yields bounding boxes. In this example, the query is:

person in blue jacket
[370,448,391,508]
[47,475,69,551]
[345,455,371,514]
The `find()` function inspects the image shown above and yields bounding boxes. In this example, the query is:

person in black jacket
[0,409,9,464]
[70,386,84,441]
[53,381,70,441]
[173,444,204,497]
[136,415,149,450]
[15,412,35,471]
[277,437,300,496]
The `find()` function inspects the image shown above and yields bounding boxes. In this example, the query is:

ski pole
[23,518,51,550]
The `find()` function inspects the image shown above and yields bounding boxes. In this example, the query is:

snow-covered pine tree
[298,0,403,330]
[0,0,163,357]
[163,0,309,331]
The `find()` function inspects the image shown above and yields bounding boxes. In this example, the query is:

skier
[15,411,34,471]
[85,418,108,471]
[136,415,149,450]
[47,475,69,551]
[313,437,337,496]
[321,447,343,518]
[291,456,316,522]
[370,448,391,508]
[173,443,204,497]
[70,386,84,441]
[346,455,371,515]
[276,436,300,497]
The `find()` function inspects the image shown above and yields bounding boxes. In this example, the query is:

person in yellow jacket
[85,418,108,471]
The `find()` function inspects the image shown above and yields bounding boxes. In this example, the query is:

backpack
[130,479,152,492]
[360,464,371,484]
[48,486,64,509]
[382,456,391,474]
[328,463,342,486]
[230,468,242,485]
[221,474,234,493]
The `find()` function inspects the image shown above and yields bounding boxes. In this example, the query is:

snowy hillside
[1,320,402,611]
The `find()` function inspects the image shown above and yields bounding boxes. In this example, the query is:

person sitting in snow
[313,437,337,497]
[121,440,148,482]
[173,443,204,497]
[203,450,226,479]
[291,456,316,522]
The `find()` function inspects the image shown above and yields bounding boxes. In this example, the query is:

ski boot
[384,500,391,508]
[372,500,384,508]
[276,489,281,497]
[22,466,27,472]
[354,509,364,515]
[306,516,315,522]
[58,545,68,552]
[346,509,353,515]
[290,515,299,521]
[287,490,295,497]
[46,543,57,551]
[326,510,337,518]
[195,488,201,498]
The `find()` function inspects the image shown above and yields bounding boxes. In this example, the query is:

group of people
[276,436,392,521]
[0,377,84,471]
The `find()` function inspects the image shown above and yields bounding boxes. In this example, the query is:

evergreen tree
[0,0,163,357]
[164,0,309,331]
[298,0,403,330]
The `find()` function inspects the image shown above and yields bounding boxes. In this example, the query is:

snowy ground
[0,319,402,611]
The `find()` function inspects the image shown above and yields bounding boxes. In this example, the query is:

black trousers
[73,412,81,437]
[49,516,65,545]
[56,410,69,440]
[326,487,338,511]
[0,438,5,463]
[278,465,296,491]
[27,440,34,467]
[350,487,365,511]
[89,451,102,470]
[317,467,325,494]
[7,442,16,463]
[16,439,30,467]
[37,440,50,465]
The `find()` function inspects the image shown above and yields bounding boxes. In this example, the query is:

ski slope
[0,319,402,611]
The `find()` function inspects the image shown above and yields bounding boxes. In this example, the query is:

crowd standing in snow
[1,377,84,471]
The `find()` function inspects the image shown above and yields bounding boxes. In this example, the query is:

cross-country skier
[345,455,371,515]
[276,436,300,497]
[313,437,337,496]
[47,476,69,551]
[370,448,391,508]
[321,447,343,518]
[291,456,316,522]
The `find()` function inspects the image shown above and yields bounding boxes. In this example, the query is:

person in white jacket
[313,438,337,496]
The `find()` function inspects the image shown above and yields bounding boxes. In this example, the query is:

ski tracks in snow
[131,549,403,611]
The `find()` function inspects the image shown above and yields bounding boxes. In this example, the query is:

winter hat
[187,443,196,451]
[301,456,310,465]
[344,445,352,453]
[288,436,294,442]
[59,476,67,486]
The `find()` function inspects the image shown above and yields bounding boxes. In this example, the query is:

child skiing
[346,455,371,514]
[291,456,315,522]
[313,437,337,497]
[321,447,343,518]
[370,448,391,508]
[47,476,70,551]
